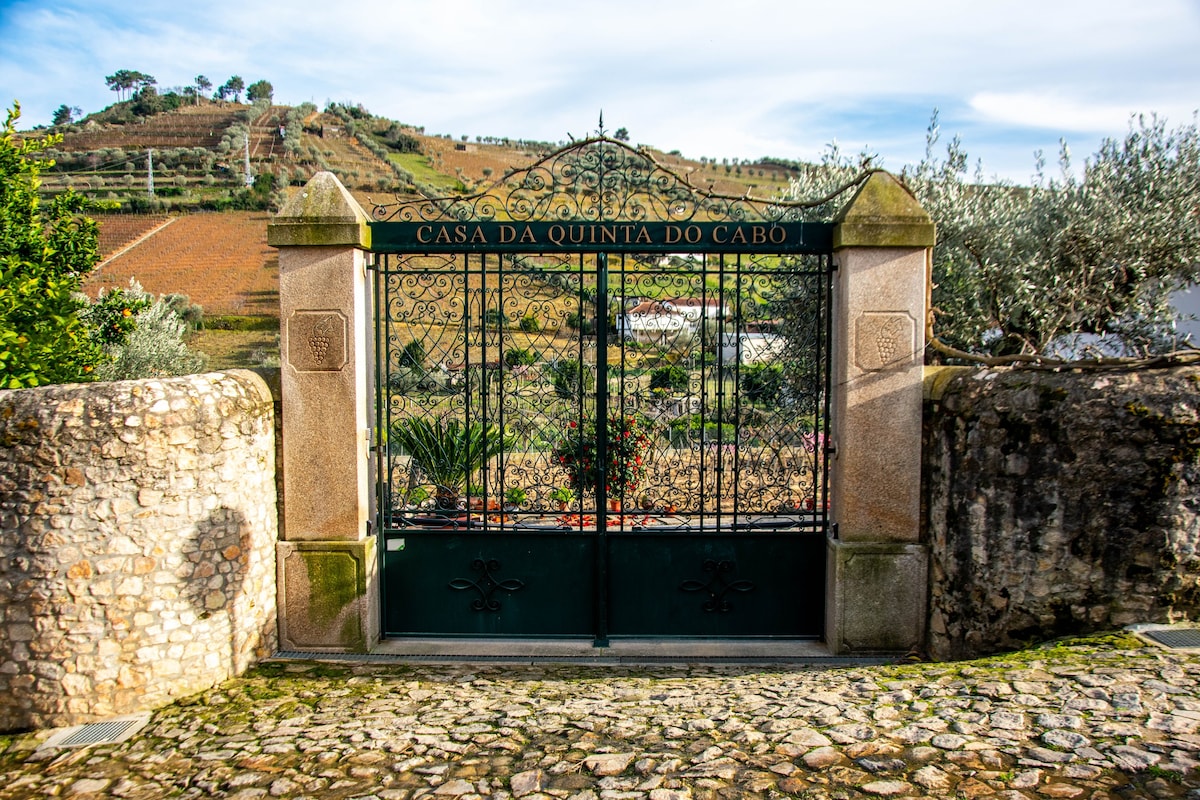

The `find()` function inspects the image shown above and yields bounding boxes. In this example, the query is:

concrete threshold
[274,638,893,667]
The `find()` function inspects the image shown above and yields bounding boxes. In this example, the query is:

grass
[389,152,462,193]
[203,315,279,332]
[189,329,278,370]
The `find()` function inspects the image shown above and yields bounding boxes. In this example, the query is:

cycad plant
[390,417,516,509]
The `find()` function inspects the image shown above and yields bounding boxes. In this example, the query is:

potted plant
[504,486,528,510]
[552,414,651,509]
[390,416,515,510]
[548,486,575,511]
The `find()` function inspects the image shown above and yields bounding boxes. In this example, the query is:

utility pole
[243,133,253,188]
[147,149,154,195]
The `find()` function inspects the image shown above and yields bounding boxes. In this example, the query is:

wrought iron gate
[371,134,833,642]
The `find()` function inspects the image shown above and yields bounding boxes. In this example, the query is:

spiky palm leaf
[391,417,515,507]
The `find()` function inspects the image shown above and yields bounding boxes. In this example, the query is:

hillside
[38,99,803,211]
[35,99,811,369]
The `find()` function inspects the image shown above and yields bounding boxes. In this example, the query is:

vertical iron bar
[594,250,610,647]
[575,254,587,511]
[821,253,834,530]
[475,253,485,520]
[374,256,384,528]
[707,256,718,518]
[374,255,390,630]
[462,253,472,476]
[730,254,744,525]
[488,252,500,527]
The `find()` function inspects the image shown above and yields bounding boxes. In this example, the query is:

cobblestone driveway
[2,633,1198,799]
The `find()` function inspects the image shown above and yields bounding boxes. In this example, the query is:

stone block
[826,539,927,654]
[277,539,378,653]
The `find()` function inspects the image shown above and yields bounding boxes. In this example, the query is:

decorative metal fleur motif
[370,132,821,226]
[680,559,756,613]
[448,558,526,612]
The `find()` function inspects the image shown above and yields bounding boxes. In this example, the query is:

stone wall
[0,370,278,732]
[924,366,1200,660]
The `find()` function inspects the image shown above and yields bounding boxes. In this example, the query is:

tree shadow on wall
[180,507,271,682]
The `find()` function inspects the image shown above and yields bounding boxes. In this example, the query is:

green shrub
[740,363,785,406]
[549,358,594,399]
[203,315,277,331]
[649,365,689,393]
[399,339,426,369]
[0,103,137,387]
[95,282,206,381]
[565,311,595,335]
[668,414,736,448]
[504,347,536,367]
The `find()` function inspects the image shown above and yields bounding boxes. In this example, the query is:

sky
[1,0,1198,184]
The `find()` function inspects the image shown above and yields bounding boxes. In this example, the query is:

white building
[719,331,786,365]
[617,300,690,346]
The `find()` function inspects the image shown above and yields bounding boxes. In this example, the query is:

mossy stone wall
[924,367,1200,659]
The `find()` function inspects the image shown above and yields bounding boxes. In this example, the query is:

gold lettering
[600,225,616,244]
[499,225,516,244]
[684,225,701,244]
[634,226,651,244]
[770,227,786,244]
[665,225,681,245]
[417,225,432,243]
[730,226,748,244]
[752,226,767,245]
[713,225,728,244]
[518,226,536,244]
[471,226,487,244]
[454,225,468,244]
[434,226,452,244]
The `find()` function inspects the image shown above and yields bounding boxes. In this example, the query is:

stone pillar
[825,172,935,654]
[267,172,378,652]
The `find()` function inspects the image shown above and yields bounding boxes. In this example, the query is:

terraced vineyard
[58,105,244,150]
[85,212,278,316]
[94,213,173,259]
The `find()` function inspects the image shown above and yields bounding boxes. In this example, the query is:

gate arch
[369,135,834,642]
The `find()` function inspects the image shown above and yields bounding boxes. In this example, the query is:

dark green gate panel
[373,134,836,643]
[383,531,595,636]
[606,532,826,637]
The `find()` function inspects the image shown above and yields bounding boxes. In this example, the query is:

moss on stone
[833,171,935,249]
[267,171,371,248]
[298,548,361,632]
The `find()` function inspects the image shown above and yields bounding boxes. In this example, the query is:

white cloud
[970,91,1198,135]
[2,0,1199,182]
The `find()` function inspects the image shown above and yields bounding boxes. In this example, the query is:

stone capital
[833,171,935,249]
[267,171,371,248]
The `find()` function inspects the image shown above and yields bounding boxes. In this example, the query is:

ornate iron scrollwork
[680,559,755,612]
[370,134,839,225]
[448,558,526,612]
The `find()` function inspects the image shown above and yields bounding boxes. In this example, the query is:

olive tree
[786,112,1200,360]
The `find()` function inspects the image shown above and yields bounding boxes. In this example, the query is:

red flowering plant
[552,414,652,498]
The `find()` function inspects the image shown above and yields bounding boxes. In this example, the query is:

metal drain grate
[39,714,149,749]
[1141,628,1200,649]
